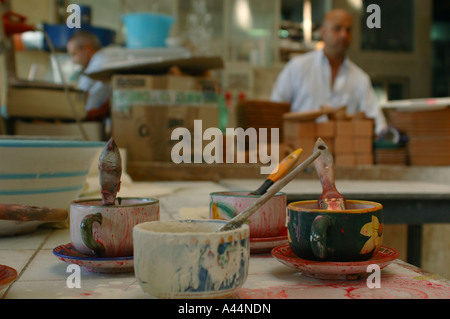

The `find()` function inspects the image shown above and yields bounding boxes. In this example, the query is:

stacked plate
[387,106,450,165]
[387,106,450,137]
[374,148,408,165]
[235,100,291,141]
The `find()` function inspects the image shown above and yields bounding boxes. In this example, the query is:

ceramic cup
[134,219,250,299]
[209,191,287,238]
[70,197,159,257]
[287,200,383,262]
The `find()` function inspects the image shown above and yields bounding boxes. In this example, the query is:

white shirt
[271,49,387,135]
[77,51,112,113]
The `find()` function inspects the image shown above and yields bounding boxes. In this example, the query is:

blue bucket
[122,13,175,48]
[43,24,116,51]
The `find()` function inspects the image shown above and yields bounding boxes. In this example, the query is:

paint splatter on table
[235,255,450,299]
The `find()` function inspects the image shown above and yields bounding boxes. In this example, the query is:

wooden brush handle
[251,148,303,195]
[267,148,303,183]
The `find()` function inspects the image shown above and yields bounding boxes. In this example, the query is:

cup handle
[80,212,106,257]
[310,215,331,260]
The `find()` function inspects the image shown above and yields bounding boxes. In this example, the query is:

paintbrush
[250,148,303,195]
[219,147,322,232]
[313,137,346,210]
[98,138,122,206]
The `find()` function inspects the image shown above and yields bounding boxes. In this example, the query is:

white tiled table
[1,181,450,299]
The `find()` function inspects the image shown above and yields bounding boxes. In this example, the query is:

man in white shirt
[271,9,387,136]
[67,30,111,121]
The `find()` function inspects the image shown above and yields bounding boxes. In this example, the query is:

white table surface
[1,180,449,299]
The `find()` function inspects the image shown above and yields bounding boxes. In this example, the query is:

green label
[112,89,217,113]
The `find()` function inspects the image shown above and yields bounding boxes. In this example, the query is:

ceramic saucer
[0,264,17,292]
[250,229,288,254]
[271,244,399,280]
[53,243,134,273]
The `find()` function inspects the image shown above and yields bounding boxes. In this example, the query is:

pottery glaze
[133,220,250,299]
[70,197,159,257]
[210,191,287,238]
[287,200,383,262]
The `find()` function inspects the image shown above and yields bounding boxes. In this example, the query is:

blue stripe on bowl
[0,140,104,148]
[0,171,89,180]
[0,185,84,195]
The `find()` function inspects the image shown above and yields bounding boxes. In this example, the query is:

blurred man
[271,9,387,135]
[67,30,111,121]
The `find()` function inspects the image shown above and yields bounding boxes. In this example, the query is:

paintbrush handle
[251,148,303,195]
[219,149,322,232]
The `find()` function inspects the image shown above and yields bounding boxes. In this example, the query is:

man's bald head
[67,31,101,69]
[320,9,353,59]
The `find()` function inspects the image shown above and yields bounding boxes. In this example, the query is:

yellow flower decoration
[360,215,383,255]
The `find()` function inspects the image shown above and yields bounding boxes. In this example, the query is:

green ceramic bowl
[287,200,383,262]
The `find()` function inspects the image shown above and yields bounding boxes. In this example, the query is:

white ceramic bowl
[0,138,104,236]
[134,219,250,299]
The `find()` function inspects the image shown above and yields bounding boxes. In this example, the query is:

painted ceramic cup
[287,200,383,262]
[134,219,250,299]
[70,197,159,257]
[209,191,287,238]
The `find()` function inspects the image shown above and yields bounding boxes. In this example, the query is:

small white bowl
[133,219,250,299]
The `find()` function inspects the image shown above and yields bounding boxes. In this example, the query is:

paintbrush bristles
[98,138,122,206]
[313,138,346,210]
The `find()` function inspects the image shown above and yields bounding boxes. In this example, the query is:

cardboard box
[283,120,316,139]
[316,120,335,138]
[335,120,355,136]
[335,154,355,166]
[354,119,374,136]
[283,136,316,158]
[354,137,373,153]
[7,82,86,119]
[334,136,354,154]
[112,74,219,163]
[355,153,374,165]
[113,104,218,163]
[112,74,218,114]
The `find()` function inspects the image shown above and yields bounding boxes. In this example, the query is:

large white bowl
[134,220,250,299]
[0,138,104,236]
